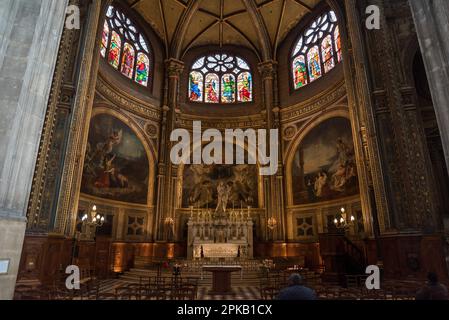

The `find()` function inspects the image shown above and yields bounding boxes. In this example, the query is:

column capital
[258,60,278,79]
[165,58,185,78]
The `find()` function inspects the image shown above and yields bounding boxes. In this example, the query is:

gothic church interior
[0,0,449,301]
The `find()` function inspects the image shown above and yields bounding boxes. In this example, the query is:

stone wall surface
[0,0,68,300]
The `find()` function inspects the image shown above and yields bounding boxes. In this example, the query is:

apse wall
[74,2,165,246]
[277,3,365,243]
[76,68,160,244]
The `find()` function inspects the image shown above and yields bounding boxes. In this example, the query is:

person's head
[288,273,303,286]
[427,272,439,285]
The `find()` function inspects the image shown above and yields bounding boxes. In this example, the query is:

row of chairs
[15,276,200,301]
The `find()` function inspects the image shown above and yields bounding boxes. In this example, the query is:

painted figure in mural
[294,58,307,88]
[330,138,356,192]
[103,129,123,155]
[222,76,235,102]
[95,154,116,188]
[188,165,213,207]
[306,178,316,201]
[207,79,219,103]
[190,73,202,101]
[314,172,328,197]
[121,45,134,78]
[232,165,255,205]
[136,54,149,84]
[238,74,252,102]
[336,137,352,166]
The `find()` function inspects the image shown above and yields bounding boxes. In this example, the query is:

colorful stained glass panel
[237,72,252,102]
[321,35,335,73]
[101,21,109,58]
[221,74,236,103]
[189,71,203,102]
[205,74,219,103]
[334,26,342,62]
[121,43,135,79]
[307,46,322,82]
[108,31,121,69]
[135,53,149,86]
[293,55,308,89]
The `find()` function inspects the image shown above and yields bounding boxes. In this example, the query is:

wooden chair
[260,287,278,300]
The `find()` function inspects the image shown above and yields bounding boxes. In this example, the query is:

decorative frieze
[280,83,346,123]
[96,77,161,121]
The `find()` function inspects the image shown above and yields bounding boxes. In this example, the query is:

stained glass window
[135,53,150,86]
[221,74,236,103]
[293,55,307,89]
[334,26,342,62]
[291,10,341,89]
[101,5,152,87]
[121,43,135,78]
[237,72,252,102]
[100,21,109,58]
[321,35,335,73]
[205,74,219,103]
[107,31,121,69]
[189,71,203,102]
[189,54,253,104]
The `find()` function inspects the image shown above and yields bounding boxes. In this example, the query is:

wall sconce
[82,205,105,227]
[164,217,175,227]
[267,217,277,230]
[334,207,355,230]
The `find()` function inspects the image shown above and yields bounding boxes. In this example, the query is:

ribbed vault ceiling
[125,0,322,60]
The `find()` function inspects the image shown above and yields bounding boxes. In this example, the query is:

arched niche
[285,112,360,207]
[80,108,156,206]
[175,139,264,210]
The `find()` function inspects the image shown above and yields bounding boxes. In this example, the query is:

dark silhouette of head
[427,272,439,284]
[288,273,303,286]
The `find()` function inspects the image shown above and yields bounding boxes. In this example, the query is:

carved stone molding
[258,60,278,80]
[166,58,185,78]
[280,82,347,124]
[96,76,161,121]
[177,114,266,130]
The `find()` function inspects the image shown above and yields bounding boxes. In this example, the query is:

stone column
[259,61,285,241]
[55,0,108,236]
[26,0,89,232]
[154,58,184,241]
[0,0,68,300]
[359,0,441,232]
[409,0,449,176]
[341,0,390,240]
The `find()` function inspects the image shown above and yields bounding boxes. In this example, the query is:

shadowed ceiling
[124,0,322,60]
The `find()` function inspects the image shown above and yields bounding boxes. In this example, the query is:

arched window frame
[291,10,342,90]
[100,5,153,88]
[188,53,253,104]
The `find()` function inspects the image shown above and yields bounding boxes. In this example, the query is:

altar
[201,265,243,295]
[187,204,253,260]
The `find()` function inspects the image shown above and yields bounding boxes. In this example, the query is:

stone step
[120,269,263,286]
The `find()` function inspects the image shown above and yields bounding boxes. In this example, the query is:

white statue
[216,181,231,213]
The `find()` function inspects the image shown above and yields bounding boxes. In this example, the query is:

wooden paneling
[17,235,72,285]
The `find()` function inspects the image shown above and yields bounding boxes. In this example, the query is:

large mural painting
[182,164,259,209]
[292,117,359,205]
[81,114,149,204]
